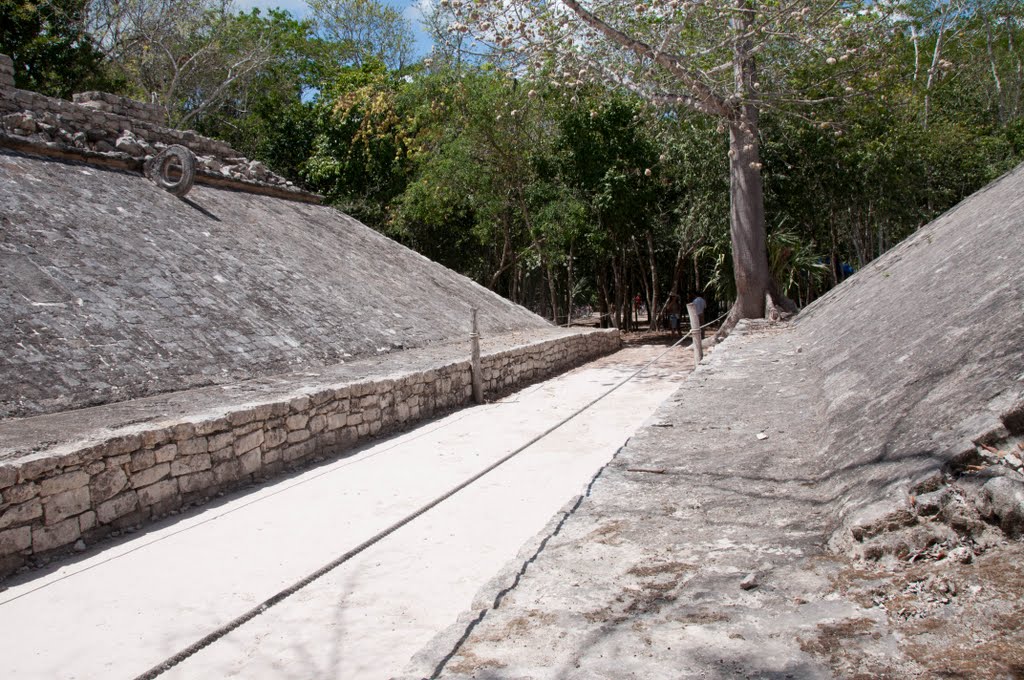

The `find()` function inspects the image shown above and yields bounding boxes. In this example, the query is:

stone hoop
[144,144,196,197]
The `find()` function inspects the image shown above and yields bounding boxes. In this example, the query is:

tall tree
[87,0,280,126]
[447,0,887,331]
[309,0,415,70]
[190,9,331,182]
[1,0,117,98]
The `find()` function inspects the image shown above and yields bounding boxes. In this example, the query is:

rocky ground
[400,320,1024,680]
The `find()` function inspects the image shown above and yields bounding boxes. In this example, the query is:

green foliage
[4,0,1022,323]
[191,9,331,183]
[308,0,414,70]
[0,0,120,98]
[302,62,419,227]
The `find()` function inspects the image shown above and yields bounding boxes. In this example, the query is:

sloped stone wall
[0,329,620,577]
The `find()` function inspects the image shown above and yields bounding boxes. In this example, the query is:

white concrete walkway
[0,344,692,680]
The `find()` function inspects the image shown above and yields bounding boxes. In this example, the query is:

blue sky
[236,0,435,59]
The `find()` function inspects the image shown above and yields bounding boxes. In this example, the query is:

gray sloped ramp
[793,161,1024,533]
[0,149,550,418]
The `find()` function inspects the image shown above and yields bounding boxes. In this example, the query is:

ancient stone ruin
[0,55,621,575]
[399,162,1024,679]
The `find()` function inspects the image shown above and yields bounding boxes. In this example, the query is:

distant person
[662,292,682,337]
[692,292,706,327]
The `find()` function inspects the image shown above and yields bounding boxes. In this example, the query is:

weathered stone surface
[32,518,80,552]
[194,417,230,437]
[137,479,178,507]
[43,487,90,525]
[96,491,139,524]
[4,482,38,505]
[0,464,17,488]
[178,470,215,494]
[239,449,261,475]
[177,438,208,456]
[170,423,196,442]
[170,455,211,477]
[139,429,171,449]
[207,432,233,452]
[154,444,177,464]
[129,449,155,473]
[105,454,130,469]
[286,430,310,444]
[0,145,552,421]
[0,526,31,554]
[984,476,1024,537]
[233,431,264,456]
[264,428,287,449]
[285,414,309,431]
[0,498,42,530]
[402,167,1024,680]
[213,460,244,485]
[289,396,310,413]
[261,442,283,464]
[130,463,170,488]
[79,510,96,532]
[104,434,142,457]
[209,446,234,463]
[283,441,315,462]
[18,456,60,482]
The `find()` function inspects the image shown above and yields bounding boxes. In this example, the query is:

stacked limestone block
[0,53,307,197]
[0,55,13,89]
[0,330,621,577]
[73,91,165,126]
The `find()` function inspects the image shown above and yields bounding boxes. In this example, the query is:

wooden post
[471,308,484,404]
[686,302,703,364]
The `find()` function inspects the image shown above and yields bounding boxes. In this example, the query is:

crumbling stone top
[72,91,165,126]
[0,53,309,199]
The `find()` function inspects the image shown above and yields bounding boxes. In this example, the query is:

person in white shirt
[692,293,706,327]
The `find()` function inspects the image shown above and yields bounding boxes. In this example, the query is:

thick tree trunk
[612,253,624,329]
[597,265,612,329]
[488,213,514,291]
[543,256,559,323]
[645,230,659,331]
[664,245,686,332]
[727,114,772,320]
[566,241,574,325]
[716,1,796,338]
[717,122,798,340]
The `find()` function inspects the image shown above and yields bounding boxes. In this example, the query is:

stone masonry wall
[0,54,307,197]
[0,55,13,90]
[73,91,165,126]
[0,330,620,577]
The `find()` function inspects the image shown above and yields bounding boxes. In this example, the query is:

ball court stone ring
[144,144,197,197]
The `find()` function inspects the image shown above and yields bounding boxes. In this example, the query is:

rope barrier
[131,334,693,680]
[563,308,727,332]
[698,310,729,331]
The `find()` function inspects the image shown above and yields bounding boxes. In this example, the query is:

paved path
[0,344,692,680]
